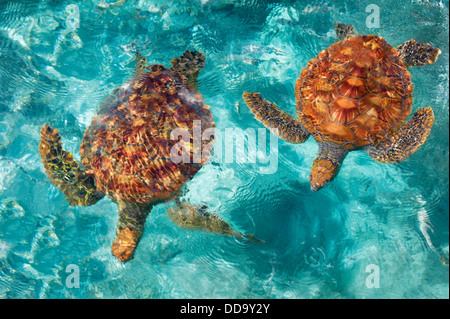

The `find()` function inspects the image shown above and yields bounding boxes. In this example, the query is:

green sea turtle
[39,50,259,262]
[243,23,440,191]
[167,201,260,240]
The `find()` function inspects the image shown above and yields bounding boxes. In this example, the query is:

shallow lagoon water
[0,0,448,298]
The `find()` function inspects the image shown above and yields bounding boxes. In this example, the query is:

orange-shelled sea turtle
[39,51,259,262]
[243,23,440,191]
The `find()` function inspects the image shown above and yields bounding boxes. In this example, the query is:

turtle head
[309,158,338,191]
[309,156,344,192]
[111,227,140,262]
[309,143,348,191]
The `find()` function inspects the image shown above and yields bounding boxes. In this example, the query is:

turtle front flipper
[334,22,356,41]
[365,107,434,164]
[167,201,263,243]
[309,143,349,192]
[170,50,206,88]
[242,92,310,144]
[39,124,104,206]
[112,201,152,262]
[397,39,441,67]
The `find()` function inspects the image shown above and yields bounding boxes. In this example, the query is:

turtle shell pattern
[295,35,413,149]
[79,64,214,205]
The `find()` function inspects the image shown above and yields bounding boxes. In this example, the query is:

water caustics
[0,0,448,299]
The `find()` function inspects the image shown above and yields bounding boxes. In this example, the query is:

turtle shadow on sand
[39,50,261,262]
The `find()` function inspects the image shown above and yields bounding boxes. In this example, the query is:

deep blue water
[0,0,448,298]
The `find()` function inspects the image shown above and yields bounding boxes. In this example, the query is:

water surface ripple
[0,0,448,299]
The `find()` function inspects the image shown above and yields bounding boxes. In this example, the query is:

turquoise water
[0,0,448,299]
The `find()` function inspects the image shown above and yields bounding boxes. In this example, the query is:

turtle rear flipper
[243,92,310,144]
[39,124,104,206]
[397,39,441,67]
[170,50,206,88]
[334,22,356,41]
[365,107,434,163]
[134,51,147,78]
[167,201,263,243]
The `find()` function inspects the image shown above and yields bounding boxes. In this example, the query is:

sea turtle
[167,201,261,241]
[39,50,259,262]
[243,23,440,191]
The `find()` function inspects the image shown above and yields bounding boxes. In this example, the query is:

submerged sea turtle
[167,202,260,240]
[39,50,259,262]
[243,23,440,191]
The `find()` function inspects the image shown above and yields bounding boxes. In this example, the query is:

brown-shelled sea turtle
[39,50,259,262]
[243,23,441,191]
